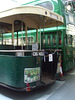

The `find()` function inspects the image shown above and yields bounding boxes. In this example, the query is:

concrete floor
[0,68,75,100]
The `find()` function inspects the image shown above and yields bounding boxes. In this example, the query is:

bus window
[36,1,53,11]
[14,20,25,46]
[4,39,12,45]
[31,37,34,44]
[53,35,56,46]
[48,36,50,46]
[43,36,45,46]
[59,34,61,45]
[0,23,12,45]
[17,37,26,46]
[28,37,34,44]
[0,40,2,44]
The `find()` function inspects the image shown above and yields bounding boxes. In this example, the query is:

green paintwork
[22,0,61,14]
[40,0,74,72]
[0,55,41,88]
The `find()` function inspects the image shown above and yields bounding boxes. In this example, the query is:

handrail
[0,50,44,52]
[43,49,62,52]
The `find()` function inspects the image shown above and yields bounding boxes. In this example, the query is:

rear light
[26,87,31,92]
[26,83,31,91]
[26,83,30,87]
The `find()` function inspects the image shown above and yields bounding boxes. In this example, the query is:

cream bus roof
[0,6,63,29]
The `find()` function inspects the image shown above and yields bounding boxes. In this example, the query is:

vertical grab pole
[25,25,27,49]
[21,21,23,50]
[17,31,18,46]
[43,16,45,35]
[57,21,58,39]
[36,28,38,44]
[56,21,58,49]
[21,15,24,50]
[12,22,14,45]
[40,16,45,50]
[40,16,41,50]
[2,31,3,45]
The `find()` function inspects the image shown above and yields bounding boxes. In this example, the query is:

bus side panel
[0,56,41,89]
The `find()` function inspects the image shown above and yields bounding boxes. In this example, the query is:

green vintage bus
[1,0,75,74]
[21,0,75,72]
[1,0,75,73]
[0,5,63,91]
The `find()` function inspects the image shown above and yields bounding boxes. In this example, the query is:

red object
[59,40,61,44]
[26,83,30,87]
[26,87,31,92]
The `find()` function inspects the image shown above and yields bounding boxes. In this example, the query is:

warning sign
[49,54,53,62]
